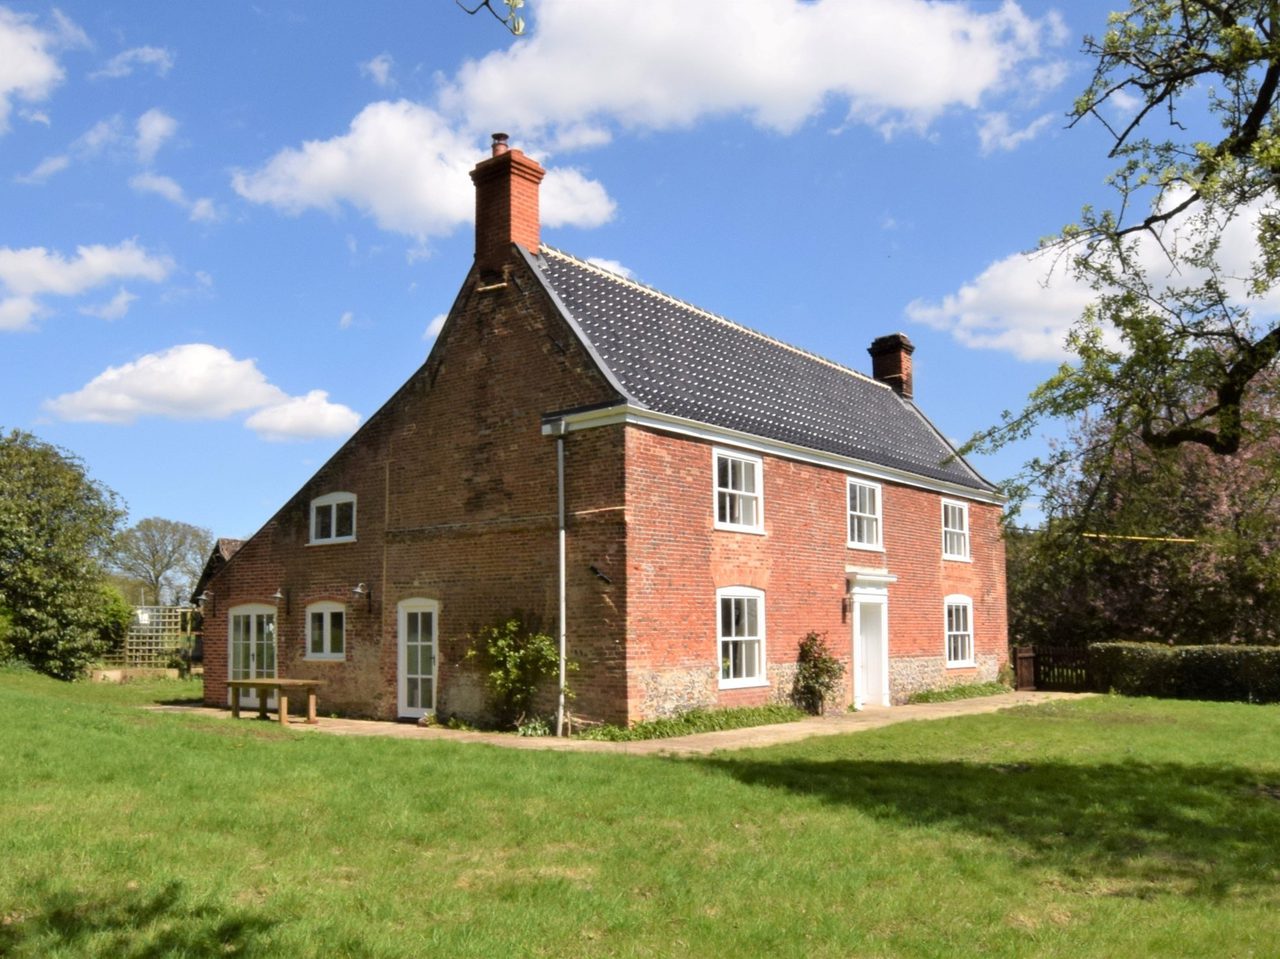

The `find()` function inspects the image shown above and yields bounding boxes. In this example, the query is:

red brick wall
[622,426,1007,719]
[203,254,628,721]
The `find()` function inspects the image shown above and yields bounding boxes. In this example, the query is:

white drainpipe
[551,419,568,736]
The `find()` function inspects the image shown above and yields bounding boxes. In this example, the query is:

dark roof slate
[532,247,995,494]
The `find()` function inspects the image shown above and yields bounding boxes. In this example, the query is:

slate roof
[530,246,996,494]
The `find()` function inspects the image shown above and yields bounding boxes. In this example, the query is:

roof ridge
[540,246,887,390]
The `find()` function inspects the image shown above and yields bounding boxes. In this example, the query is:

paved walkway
[148,690,1089,756]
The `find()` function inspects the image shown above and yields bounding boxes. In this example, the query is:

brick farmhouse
[201,135,1008,726]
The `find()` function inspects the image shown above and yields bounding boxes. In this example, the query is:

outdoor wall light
[197,591,213,614]
[352,582,372,612]
[272,587,291,615]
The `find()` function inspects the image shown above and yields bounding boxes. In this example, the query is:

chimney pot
[868,333,916,399]
[491,132,510,156]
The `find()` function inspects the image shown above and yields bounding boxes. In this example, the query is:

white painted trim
[716,586,767,689]
[943,594,976,668]
[543,403,1005,506]
[303,601,347,661]
[227,603,277,709]
[397,598,440,719]
[309,491,357,545]
[847,477,884,549]
[712,446,765,534]
[851,589,890,709]
[941,499,972,561]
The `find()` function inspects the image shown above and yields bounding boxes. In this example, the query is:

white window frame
[717,586,767,689]
[941,499,970,561]
[944,595,975,667]
[713,448,764,534]
[310,491,356,545]
[305,601,346,661]
[847,478,883,550]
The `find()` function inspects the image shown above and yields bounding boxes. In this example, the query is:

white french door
[398,599,438,719]
[228,604,277,708]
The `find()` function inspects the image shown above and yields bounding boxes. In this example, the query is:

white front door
[398,599,438,719]
[228,604,277,708]
[852,592,890,709]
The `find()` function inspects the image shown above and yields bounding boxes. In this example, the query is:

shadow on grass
[0,880,278,958]
[699,756,1280,898]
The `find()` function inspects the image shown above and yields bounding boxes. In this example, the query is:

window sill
[307,537,357,546]
[714,523,765,536]
[847,542,885,552]
[945,661,976,670]
[942,554,972,563]
[304,654,346,663]
[718,677,769,690]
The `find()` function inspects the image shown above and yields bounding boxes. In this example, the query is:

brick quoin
[203,136,1008,726]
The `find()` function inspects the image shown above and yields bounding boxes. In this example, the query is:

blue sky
[2,0,1131,538]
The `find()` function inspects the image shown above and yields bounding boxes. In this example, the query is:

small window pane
[316,505,333,539]
[335,501,354,538]
[329,611,344,654]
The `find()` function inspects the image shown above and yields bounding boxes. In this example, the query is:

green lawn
[2,670,1279,958]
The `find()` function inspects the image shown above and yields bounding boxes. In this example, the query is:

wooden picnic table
[227,678,325,726]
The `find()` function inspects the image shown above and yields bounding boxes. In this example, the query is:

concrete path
[147,690,1090,756]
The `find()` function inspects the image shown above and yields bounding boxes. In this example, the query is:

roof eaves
[518,245,641,408]
[901,399,1000,494]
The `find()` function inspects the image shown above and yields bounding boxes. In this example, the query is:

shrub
[578,704,805,742]
[792,631,846,714]
[465,615,564,728]
[1090,642,1280,703]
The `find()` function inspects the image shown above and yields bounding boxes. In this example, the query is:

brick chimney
[469,132,546,277]
[868,333,915,399]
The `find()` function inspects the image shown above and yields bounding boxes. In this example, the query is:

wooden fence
[102,606,199,668]
[1014,645,1093,692]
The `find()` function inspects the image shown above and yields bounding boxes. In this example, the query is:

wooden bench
[227,678,325,726]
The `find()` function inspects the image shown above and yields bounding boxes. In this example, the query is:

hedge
[1090,642,1280,704]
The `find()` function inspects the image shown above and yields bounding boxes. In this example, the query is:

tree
[456,0,525,35]
[974,1,1280,488]
[0,429,126,678]
[1007,405,1280,647]
[111,517,213,606]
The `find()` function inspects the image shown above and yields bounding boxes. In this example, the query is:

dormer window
[311,492,356,544]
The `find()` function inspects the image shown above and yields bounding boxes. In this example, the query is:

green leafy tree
[975,1,1280,490]
[0,430,126,678]
[465,614,562,727]
[111,517,213,606]
[1007,408,1280,647]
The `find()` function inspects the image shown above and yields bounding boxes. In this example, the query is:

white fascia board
[543,403,1007,507]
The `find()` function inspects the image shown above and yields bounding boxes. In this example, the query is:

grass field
[2,669,1278,958]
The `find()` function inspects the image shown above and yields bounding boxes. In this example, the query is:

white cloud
[91,45,175,81]
[909,190,1280,362]
[244,390,363,442]
[14,153,69,183]
[423,312,447,340]
[0,7,83,134]
[339,310,355,329]
[0,295,39,331]
[135,108,177,164]
[233,100,615,240]
[977,111,1054,154]
[585,257,634,279]
[907,250,1092,361]
[131,172,219,222]
[360,52,395,88]
[18,107,50,125]
[45,342,362,441]
[442,0,1066,141]
[0,240,173,329]
[78,287,138,320]
[74,116,125,155]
